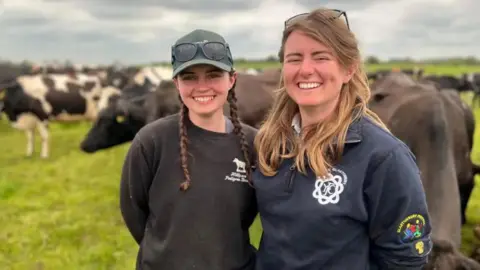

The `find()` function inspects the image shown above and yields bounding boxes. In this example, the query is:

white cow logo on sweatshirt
[225,157,248,183]
[233,158,246,173]
[312,167,348,205]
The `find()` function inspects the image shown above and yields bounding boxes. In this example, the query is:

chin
[293,98,324,107]
[189,106,222,118]
[192,110,217,118]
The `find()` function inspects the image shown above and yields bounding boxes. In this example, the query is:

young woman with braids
[119,29,258,270]
[252,8,433,270]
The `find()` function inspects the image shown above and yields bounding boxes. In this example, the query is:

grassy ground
[1,64,480,269]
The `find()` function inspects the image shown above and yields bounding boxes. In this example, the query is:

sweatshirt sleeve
[119,137,153,245]
[365,144,433,269]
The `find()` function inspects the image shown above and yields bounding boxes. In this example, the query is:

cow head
[460,73,480,92]
[0,79,23,118]
[0,89,5,112]
[79,97,147,153]
[102,69,130,89]
[367,72,420,125]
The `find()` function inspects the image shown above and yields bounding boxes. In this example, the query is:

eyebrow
[285,50,332,58]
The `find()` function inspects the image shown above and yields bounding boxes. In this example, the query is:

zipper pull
[286,164,296,191]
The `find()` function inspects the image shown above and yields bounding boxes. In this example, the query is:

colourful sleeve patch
[396,214,426,243]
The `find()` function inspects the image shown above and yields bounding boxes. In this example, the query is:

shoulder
[358,116,415,168]
[235,122,258,165]
[357,118,421,192]
[134,113,180,147]
[239,122,258,143]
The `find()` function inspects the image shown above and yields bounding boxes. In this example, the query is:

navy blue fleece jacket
[253,116,432,270]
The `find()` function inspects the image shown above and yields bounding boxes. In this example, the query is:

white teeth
[298,82,321,89]
[193,96,214,102]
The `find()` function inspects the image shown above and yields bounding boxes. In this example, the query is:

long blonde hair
[255,8,389,177]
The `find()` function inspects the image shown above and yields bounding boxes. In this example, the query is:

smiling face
[282,30,353,116]
[174,64,235,120]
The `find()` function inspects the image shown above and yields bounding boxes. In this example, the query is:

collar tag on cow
[0,91,5,99]
[116,115,125,123]
[396,214,425,243]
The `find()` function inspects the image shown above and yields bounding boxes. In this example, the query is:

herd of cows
[1,62,480,269]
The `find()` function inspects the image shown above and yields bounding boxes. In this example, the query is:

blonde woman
[253,8,432,269]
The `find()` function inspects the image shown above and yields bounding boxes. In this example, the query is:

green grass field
[1,63,480,269]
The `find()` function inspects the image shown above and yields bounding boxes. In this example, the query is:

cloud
[0,0,477,65]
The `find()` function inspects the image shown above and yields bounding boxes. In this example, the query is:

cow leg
[12,113,40,158]
[25,129,34,157]
[459,181,474,225]
[461,164,480,224]
[36,121,49,158]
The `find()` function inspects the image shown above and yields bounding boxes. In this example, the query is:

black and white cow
[0,73,105,158]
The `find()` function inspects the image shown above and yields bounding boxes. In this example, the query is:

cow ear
[0,79,18,90]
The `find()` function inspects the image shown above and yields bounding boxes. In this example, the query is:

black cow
[421,74,478,93]
[80,79,160,152]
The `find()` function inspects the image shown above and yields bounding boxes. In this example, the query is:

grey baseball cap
[171,29,234,78]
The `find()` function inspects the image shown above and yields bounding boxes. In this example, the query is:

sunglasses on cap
[172,41,230,63]
[284,9,350,30]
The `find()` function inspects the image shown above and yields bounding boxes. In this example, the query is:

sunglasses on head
[172,41,230,63]
[284,9,350,30]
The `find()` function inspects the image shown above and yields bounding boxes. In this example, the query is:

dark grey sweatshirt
[120,113,258,270]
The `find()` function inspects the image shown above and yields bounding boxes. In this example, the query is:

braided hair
[178,71,252,191]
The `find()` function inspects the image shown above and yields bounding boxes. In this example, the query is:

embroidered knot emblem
[312,168,347,205]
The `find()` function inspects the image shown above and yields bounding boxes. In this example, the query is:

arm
[119,137,152,245]
[365,144,433,269]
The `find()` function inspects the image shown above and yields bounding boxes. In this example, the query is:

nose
[80,139,95,153]
[298,59,315,76]
[194,77,212,91]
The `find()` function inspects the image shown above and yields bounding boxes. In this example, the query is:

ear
[173,77,180,90]
[144,77,153,87]
[228,71,237,90]
[343,62,358,84]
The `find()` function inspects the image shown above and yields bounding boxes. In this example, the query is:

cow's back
[438,89,473,185]
[16,73,102,121]
[226,73,274,128]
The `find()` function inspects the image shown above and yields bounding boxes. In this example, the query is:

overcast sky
[0,0,477,65]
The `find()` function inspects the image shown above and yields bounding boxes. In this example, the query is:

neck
[188,110,226,133]
[298,96,340,128]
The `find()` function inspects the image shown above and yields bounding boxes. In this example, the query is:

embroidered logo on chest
[225,158,248,183]
[312,167,348,205]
